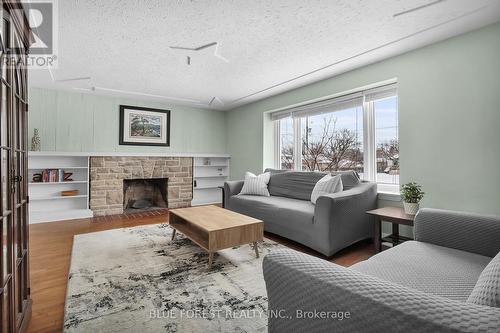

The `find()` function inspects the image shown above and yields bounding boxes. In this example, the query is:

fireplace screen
[123,178,168,211]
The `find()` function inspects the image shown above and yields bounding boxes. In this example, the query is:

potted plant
[400,182,424,215]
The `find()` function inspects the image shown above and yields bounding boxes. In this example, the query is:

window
[275,83,399,189]
[374,96,399,185]
[300,106,364,174]
[279,117,294,169]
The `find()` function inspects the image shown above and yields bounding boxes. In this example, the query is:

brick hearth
[90,156,192,216]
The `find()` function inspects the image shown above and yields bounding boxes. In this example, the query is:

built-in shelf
[194,175,228,178]
[28,153,232,221]
[192,157,230,206]
[29,181,88,185]
[194,186,221,190]
[30,209,93,224]
[29,155,91,223]
[30,195,88,201]
[28,166,88,170]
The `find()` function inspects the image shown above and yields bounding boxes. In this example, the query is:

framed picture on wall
[119,105,170,146]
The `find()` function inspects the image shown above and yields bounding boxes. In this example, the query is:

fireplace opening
[123,178,168,212]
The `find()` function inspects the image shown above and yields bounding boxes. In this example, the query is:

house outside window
[273,82,399,192]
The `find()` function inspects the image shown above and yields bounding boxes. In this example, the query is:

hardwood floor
[27,210,375,333]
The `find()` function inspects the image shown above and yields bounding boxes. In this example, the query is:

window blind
[364,84,398,102]
[270,83,397,121]
[270,109,293,121]
[291,93,363,119]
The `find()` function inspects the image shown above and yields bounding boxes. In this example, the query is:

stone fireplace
[123,178,168,212]
[90,156,192,216]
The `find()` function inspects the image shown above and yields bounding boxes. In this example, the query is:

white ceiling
[28,0,500,110]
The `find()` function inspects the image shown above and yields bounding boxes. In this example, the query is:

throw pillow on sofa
[310,174,343,204]
[467,250,500,307]
[239,172,271,196]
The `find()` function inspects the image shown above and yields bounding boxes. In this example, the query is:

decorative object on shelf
[41,169,66,182]
[32,173,43,183]
[119,105,170,146]
[61,190,79,197]
[203,158,211,166]
[31,128,41,151]
[63,172,74,181]
[400,182,425,215]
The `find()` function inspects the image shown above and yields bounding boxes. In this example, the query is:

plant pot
[403,202,419,215]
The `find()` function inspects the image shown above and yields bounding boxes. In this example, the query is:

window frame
[275,84,399,193]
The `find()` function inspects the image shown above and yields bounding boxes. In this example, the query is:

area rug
[64,224,285,332]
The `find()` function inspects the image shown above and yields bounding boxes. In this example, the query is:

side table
[366,207,415,252]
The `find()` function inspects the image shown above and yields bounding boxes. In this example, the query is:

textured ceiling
[28,0,500,110]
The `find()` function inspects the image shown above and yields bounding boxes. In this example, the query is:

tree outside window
[277,90,399,186]
[301,107,364,175]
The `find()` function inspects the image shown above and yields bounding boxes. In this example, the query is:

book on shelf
[40,169,67,183]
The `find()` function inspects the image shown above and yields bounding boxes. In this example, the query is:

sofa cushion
[266,170,324,200]
[239,172,271,196]
[264,168,289,175]
[228,195,315,229]
[265,169,360,200]
[350,241,492,301]
[467,251,500,307]
[330,170,360,189]
[310,174,343,204]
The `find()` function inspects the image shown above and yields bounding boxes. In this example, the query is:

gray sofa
[263,208,500,333]
[224,170,377,257]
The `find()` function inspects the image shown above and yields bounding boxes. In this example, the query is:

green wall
[28,88,227,154]
[226,22,500,215]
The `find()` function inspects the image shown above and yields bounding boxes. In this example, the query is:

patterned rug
[64,224,285,332]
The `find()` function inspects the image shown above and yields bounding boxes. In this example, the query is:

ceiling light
[170,42,218,51]
[169,42,229,64]
[209,96,224,107]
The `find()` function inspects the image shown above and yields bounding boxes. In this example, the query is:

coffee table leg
[253,242,259,258]
[171,229,177,241]
[208,252,214,269]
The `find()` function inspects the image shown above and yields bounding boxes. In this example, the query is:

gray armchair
[225,170,377,256]
[263,208,500,332]
[414,208,500,257]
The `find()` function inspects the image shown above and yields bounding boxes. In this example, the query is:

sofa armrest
[414,208,500,257]
[313,182,377,255]
[224,180,244,207]
[263,250,500,333]
[315,182,377,208]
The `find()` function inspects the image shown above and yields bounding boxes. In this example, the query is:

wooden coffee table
[169,205,264,268]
